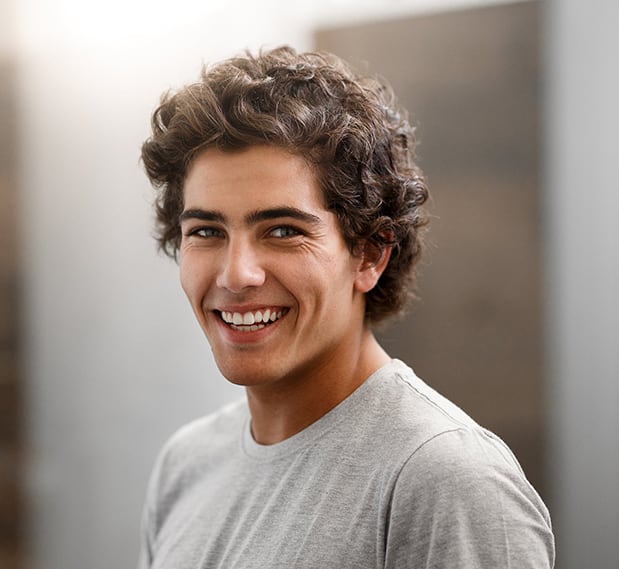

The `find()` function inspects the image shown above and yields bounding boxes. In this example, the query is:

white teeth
[220,308,286,328]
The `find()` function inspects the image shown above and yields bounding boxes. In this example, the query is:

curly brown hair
[141,45,429,324]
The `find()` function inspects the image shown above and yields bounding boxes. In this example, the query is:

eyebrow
[179,207,322,226]
[245,207,322,226]
[179,209,225,224]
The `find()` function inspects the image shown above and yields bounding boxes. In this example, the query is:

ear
[354,240,392,294]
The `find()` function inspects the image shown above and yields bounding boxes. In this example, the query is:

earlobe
[354,242,392,293]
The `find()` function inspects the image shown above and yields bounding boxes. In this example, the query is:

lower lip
[214,313,284,344]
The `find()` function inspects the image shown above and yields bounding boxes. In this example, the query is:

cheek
[293,260,356,312]
[179,252,207,302]
[179,267,192,299]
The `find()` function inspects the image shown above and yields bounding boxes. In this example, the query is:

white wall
[13,0,619,567]
[544,0,619,567]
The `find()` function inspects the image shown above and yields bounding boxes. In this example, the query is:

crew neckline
[241,359,407,461]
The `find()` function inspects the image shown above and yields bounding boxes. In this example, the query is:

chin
[215,361,278,388]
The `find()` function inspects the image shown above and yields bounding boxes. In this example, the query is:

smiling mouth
[217,308,289,332]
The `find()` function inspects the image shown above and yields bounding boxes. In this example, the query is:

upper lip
[213,304,287,314]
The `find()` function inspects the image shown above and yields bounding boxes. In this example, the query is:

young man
[139,46,554,568]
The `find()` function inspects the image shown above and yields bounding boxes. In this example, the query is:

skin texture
[180,146,391,444]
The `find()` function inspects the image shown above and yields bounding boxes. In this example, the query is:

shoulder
[141,398,248,534]
[357,362,554,566]
[394,426,538,508]
[385,427,555,567]
[336,361,539,495]
[376,362,552,524]
[163,398,247,452]
[150,398,247,489]
[353,360,488,458]
[372,359,479,428]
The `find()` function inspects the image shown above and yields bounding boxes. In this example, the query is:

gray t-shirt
[138,359,554,568]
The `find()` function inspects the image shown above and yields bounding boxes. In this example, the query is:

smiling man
[138,47,554,568]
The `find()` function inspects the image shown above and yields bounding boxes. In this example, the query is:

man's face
[179,145,371,388]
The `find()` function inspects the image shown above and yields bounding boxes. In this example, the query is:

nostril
[216,256,266,292]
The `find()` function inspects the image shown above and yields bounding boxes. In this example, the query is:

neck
[246,329,390,445]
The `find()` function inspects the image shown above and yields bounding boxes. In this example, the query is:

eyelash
[183,225,304,240]
[185,226,223,239]
[268,225,303,239]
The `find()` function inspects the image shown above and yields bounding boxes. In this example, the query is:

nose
[216,237,266,292]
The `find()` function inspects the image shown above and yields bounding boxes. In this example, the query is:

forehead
[183,146,326,212]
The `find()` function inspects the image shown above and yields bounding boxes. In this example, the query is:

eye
[185,226,224,239]
[268,225,302,238]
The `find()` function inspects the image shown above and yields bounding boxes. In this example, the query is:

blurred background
[0,0,617,568]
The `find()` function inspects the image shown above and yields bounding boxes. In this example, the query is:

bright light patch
[16,0,228,52]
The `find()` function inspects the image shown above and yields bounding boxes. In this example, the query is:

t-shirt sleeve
[384,428,555,569]
[136,434,177,569]
[137,504,153,569]
[136,455,162,569]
